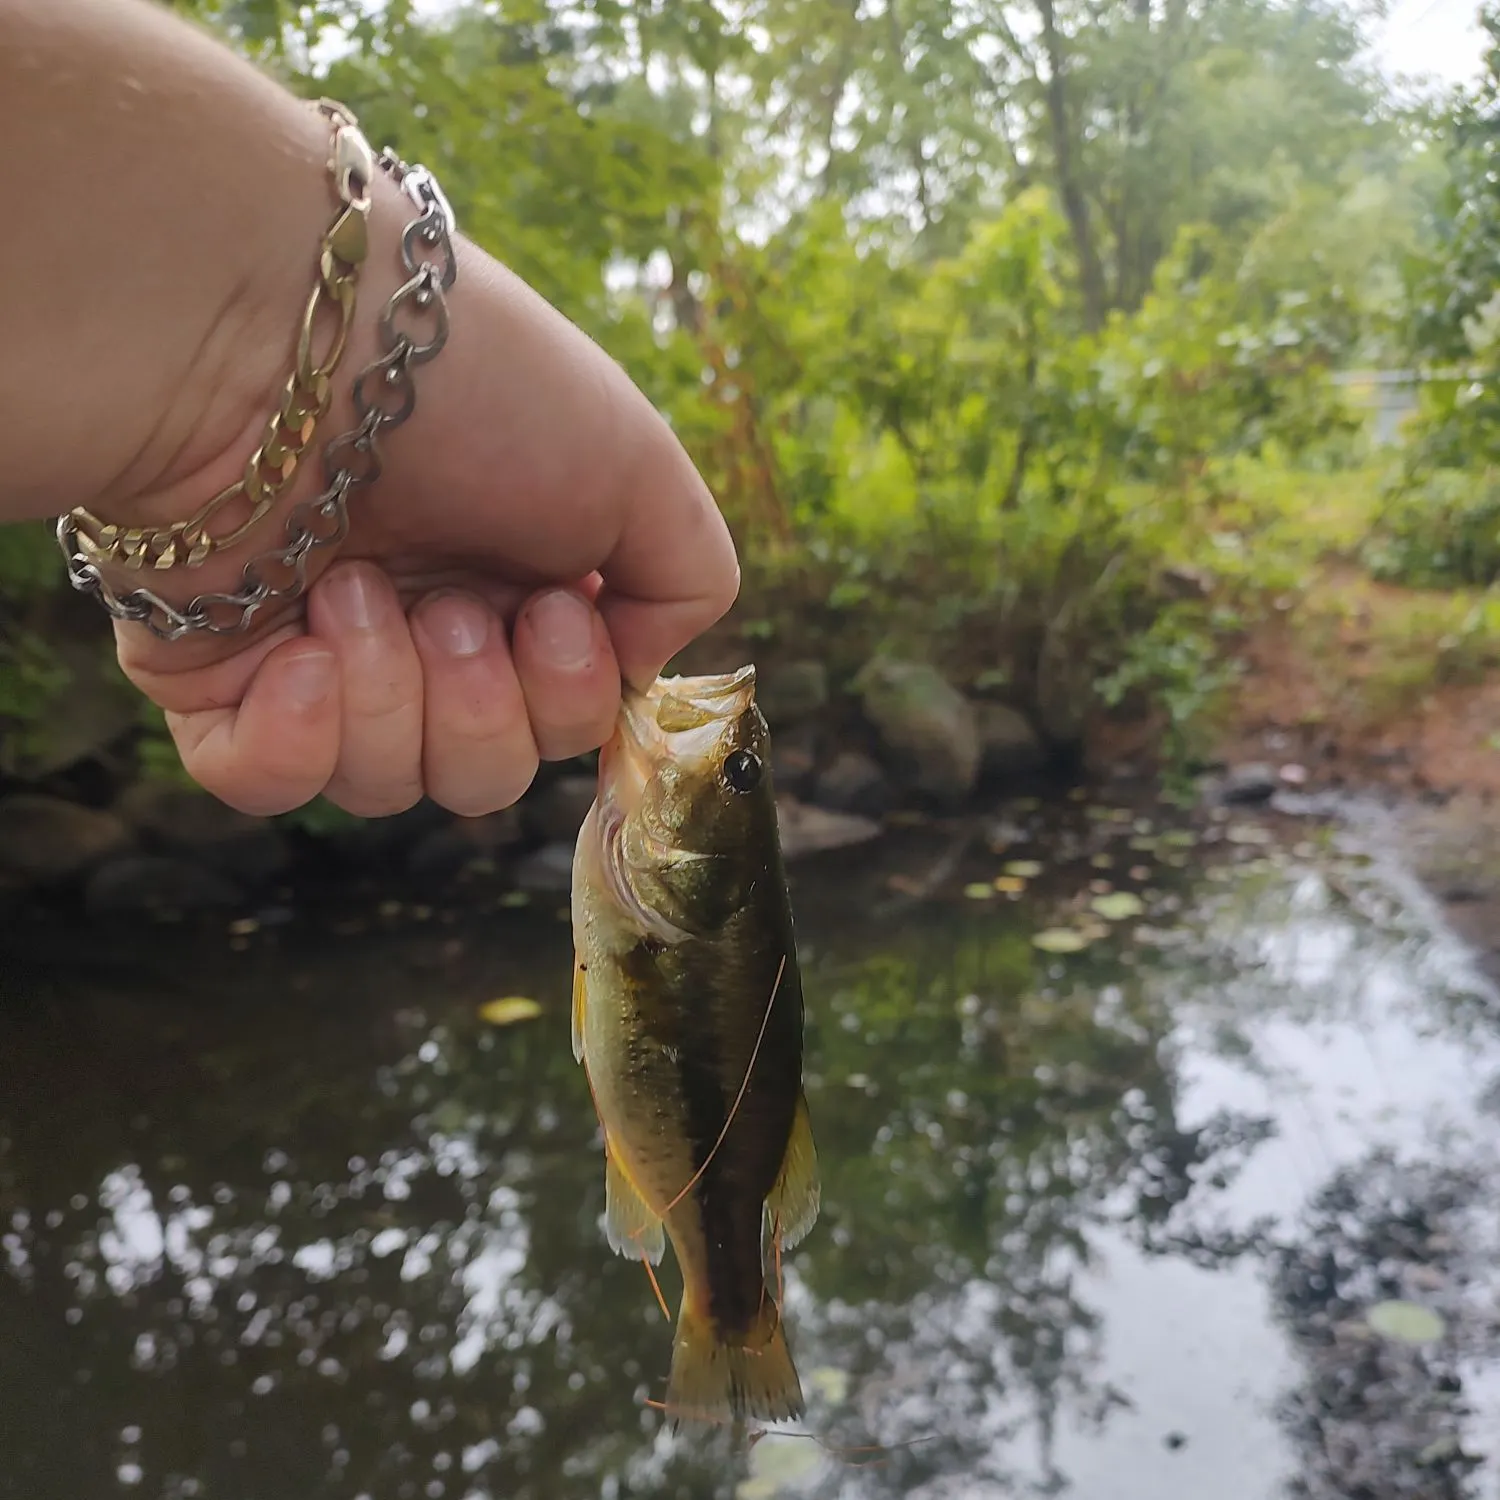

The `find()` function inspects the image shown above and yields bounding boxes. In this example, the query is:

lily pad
[993,875,1027,894]
[1004,859,1043,878]
[963,882,996,901]
[1366,1300,1446,1345]
[497,891,531,909]
[478,996,543,1027]
[806,1365,850,1404]
[1091,892,1146,921]
[737,1434,824,1498]
[1090,853,1115,870]
[1129,835,1159,852]
[1161,829,1199,848]
[1226,823,1274,845]
[1032,927,1092,953]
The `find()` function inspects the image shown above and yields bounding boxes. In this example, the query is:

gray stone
[758,661,829,726]
[854,658,980,804]
[770,723,820,796]
[0,635,140,781]
[776,796,883,862]
[114,780,291,884]
[0,794,131,883]
[975,702,1046,777]
[1220,763,1279,805]
[514,841,576,893]
[523,775,598,844]
[83,855,243,916]
[811,751,892,817]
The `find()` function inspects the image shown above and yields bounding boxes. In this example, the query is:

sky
[399,0,1488,97]
[1366,0,1485,91]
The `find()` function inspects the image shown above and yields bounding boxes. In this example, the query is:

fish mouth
[605,666,758,812]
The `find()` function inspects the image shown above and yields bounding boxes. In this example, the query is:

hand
[4,0,737,821]
[114,200,739,818]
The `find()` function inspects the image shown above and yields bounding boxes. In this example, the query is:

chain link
[66,101,378,574]
[56,145,458,642]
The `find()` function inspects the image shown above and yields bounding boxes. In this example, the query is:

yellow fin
[605,1146,666,1265]
[571,959,587,1064]
[765,1091,820,1252]
[665,1292,804,1427]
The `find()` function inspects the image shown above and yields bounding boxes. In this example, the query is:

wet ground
[3,791,1500,1500]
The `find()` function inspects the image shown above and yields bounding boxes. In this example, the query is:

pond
[3,792,1499,1500]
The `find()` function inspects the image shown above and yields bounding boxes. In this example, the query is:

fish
[569,664,821,1427]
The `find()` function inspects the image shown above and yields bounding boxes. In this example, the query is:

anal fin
[605,1144,666,1265]
[765,1090,820,1251]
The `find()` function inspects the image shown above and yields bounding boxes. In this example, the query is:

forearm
[0,0,336,524]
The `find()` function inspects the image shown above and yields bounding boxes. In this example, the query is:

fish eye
[721,748,762,795]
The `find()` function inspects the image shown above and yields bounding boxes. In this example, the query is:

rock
[975,702,1046,778]
[513,841,576,893]
[1219,763,1280,805]
[453,807,526,853]
[407,828,484,883]
[114,780,291,884]
[775,796,883,862]
[811,751,892,818]
[523,775,598,844]
[770,723,820,797]
[854,658,980,805]
[0,634,140,781]
[83,855,243,916]
[0,794,131,883]
[757,661,829,727]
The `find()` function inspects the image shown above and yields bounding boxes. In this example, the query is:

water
[3,795,1500,1500]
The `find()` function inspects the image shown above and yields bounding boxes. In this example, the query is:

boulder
[811,751,892,818]
[1218,763,1279,805]
[853,658,980,805]
[757,661,829,727]
[83,855,243,916]
[522,775,598,844]
[775,797,883,862]
[0,794,131,884]
[975,702,1046,778]
[513,841,576,893]
[114,780,291,884]
[769,723,821,797]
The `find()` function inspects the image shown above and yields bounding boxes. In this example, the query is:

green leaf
[1032,928,1092,953]
[1365,1300,1446,1345]
[1091,892,1146,921]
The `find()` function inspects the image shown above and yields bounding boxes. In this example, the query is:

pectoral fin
[605,1144,666,1265]
[765,1091,820,1251]
[571,960,587,1064]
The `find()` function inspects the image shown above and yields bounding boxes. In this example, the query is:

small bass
[570,665,820,1425]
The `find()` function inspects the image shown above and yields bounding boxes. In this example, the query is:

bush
[1364,468,1500,588]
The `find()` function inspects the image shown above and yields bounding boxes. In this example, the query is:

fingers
[409,589,539,817]
[512,587,622,762]
[359,236,741,692]
[307,562,425,817]
[165,640,340,817]
[594,412,742,689]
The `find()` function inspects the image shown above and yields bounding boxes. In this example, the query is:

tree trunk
[1036,0,1107,330]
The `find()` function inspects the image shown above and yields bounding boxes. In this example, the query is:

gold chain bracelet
[68,98,376,572]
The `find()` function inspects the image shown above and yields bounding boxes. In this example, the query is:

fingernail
[324,565,379,632]
[420,593,491,659]
[528,589,594,670]
[284,649,335,708]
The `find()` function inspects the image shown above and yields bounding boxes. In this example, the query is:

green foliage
[1,0,1479,800]
[1365,469,1500,588]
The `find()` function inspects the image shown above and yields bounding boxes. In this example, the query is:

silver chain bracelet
[56,144,459,642]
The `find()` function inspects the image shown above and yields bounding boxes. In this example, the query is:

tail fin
[665,1290,804,1427]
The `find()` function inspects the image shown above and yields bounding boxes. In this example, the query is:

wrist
[0,0,357,523]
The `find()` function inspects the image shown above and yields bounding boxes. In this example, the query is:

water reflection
[2,802,1499,1499]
